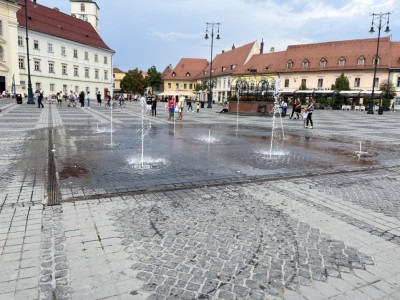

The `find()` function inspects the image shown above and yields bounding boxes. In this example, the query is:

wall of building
[17,28,113,96]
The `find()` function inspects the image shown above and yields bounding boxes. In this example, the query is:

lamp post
[367,12,390,114]
[204,22,221,108]
[15,0,37,104]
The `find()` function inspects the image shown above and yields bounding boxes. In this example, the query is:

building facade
[70,0,99,34]
[113,67,125,93]
[14,0,113,97]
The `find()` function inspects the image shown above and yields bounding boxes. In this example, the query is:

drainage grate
[47,109,61,206]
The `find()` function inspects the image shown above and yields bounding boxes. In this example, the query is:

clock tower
[70,0,100,33]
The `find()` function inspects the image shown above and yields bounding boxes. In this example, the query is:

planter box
[228,101,275,114]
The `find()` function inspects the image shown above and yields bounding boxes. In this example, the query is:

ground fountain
[269,78,285,158]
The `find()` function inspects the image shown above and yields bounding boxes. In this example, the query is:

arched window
[250,81,255,91]
[373,56,380,65]
[0,47,3,61]
[287,60,293,69]
[320,58,326,67]
[81,3,85,12]
[357,56,365,66]
[186,72,190,77]
[303,60,309,68]
[172,72,176,77]
[338,57,346,66]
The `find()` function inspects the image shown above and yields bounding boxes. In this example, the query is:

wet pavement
[0,98,400,300]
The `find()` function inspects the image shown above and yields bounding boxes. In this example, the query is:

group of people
[284,97,315,129]
[166,95,200,121]
[33,90,109,108]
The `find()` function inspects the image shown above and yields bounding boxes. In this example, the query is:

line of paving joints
[47,107,61,206]
[61,164,399,204]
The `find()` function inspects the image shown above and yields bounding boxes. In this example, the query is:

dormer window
[186,72,190,77]
[230,64,236,70]
[303,60,309,68]
[203,71,207,75]
[373,56,380,65]
[320,58,326,67]
[339,57,346,66]
[358,56,365,66]
[211,69,214,73]
[172,72,176,77]
[222,67,226,72]
[287,60,293,69]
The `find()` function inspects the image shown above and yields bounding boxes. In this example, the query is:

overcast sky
[40,0,399,73]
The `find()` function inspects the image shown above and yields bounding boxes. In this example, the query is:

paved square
[0,98,399,299]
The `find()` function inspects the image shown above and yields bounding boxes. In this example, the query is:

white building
[15,0,113,97]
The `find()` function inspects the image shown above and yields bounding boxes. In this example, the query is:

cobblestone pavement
[0,99,399,299]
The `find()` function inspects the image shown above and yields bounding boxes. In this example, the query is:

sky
[40,0,399,73]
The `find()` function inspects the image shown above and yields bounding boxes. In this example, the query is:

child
[197,103,200,113]
[169,105,175,121]
[302,111,308,128]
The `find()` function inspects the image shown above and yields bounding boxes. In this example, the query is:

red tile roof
[390,42,400,69]
[163,58,209,80]
[113,67,125,73]
[234,51,285,75]
[200,41,257,78]
[16,0,112,51]
[277,37,391,72]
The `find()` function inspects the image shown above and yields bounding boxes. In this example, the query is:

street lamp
[14,0,37,104]
[204,22,221,108]
[367,12,390,114]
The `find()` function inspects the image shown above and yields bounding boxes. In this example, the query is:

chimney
[260,38,264,54]
[222,50,225,53]
[270,47,275,53]
[232,44,235,50]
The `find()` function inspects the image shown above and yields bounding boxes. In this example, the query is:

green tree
[120,68,147,94]
[379,80,396,109]
[331,73,350,90]
[299,81,308,90]
[147,66,162,90]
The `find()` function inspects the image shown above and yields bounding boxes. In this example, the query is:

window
[19,58,25,69]
[86,87,89,93]
[228,80,231,88]
[175,83,178,89]
[62,64,67,75]
[95,54,98,62]
[61,46,66,55]
[354,78,360,87]
[223,80,226,89]
[20,81,26,90]
[48,62,54,73]
[230,64,236,70]
[301,79,306,86]
[317,78,323,88]
[186,72,190,77]
[172,72,176,77]
[284,79,289,87]
[85,52,89,60]
[74,66,79,77]
[50,83,55,92]
[397,76,400,88]
[18,36,23,46]
[374,78,379,87]
[63,85,67,93]
[189,83,193,89]
[104,70,108,80]
[81,3,85,12]
[222,67,226,72]
[104,56,107,64]
[75,86,79,93]
[339,57,345,66]
[320,59,326,68]
[303,60,309,68]
[34,40,39,50]
[168,83,171,89]
[85,68,89,78]
[34,60,40,71]
[95,87,99,94]
[184,83,187,89]
[287,60,293,69]
[112,83,115,88]
[35,83,41,90]
[0,47,3,61]
[358,57,365,66]
[250,82,255,91]
[373,56,380,65]
[0,20,2,36]
[73,49,78,58]
[218,80,221,89]
[95,69,99,79]
[48,43,53,53]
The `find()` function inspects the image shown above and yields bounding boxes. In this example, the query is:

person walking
[152,96,157,116]
[177,94,185,120]
[79,91,85,107]
[305,99,315,129]
[97,92,102,106]
[290,97,301,119]
[197,102,200,113]
[37,90,44,108]
[56,92,62,106]
[87,91,91,108]
[187,97,193,112]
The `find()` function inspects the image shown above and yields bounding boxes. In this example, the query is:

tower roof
[70,0,99,10]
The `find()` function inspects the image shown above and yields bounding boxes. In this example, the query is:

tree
[331,73,350,90]
[120,68,147,94]
[379,80,396,109]
[299,81,308,90]
[147,66,162,90]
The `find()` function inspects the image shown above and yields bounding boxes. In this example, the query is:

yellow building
[113,67,125,93]
[162,58,208,98]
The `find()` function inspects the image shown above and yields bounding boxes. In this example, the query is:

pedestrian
[146,96,152,115]
[87,91,91,108]
[281,99,287,117]
[152,96,157,116]
[79,91,85,107]
[177,94,185,120]
[37,90,44,108]
[57,92,62,106]
[197,102,200,113]
[290,97,301,119]
[305,99,315,129]
[168,97,175,121]
[391,101,395,112]
[97,92,102,106]
[187,97,193,112]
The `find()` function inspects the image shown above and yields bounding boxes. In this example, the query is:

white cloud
[149,31,202,42]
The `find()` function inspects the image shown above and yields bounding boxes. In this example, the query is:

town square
[1,0,400,299]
